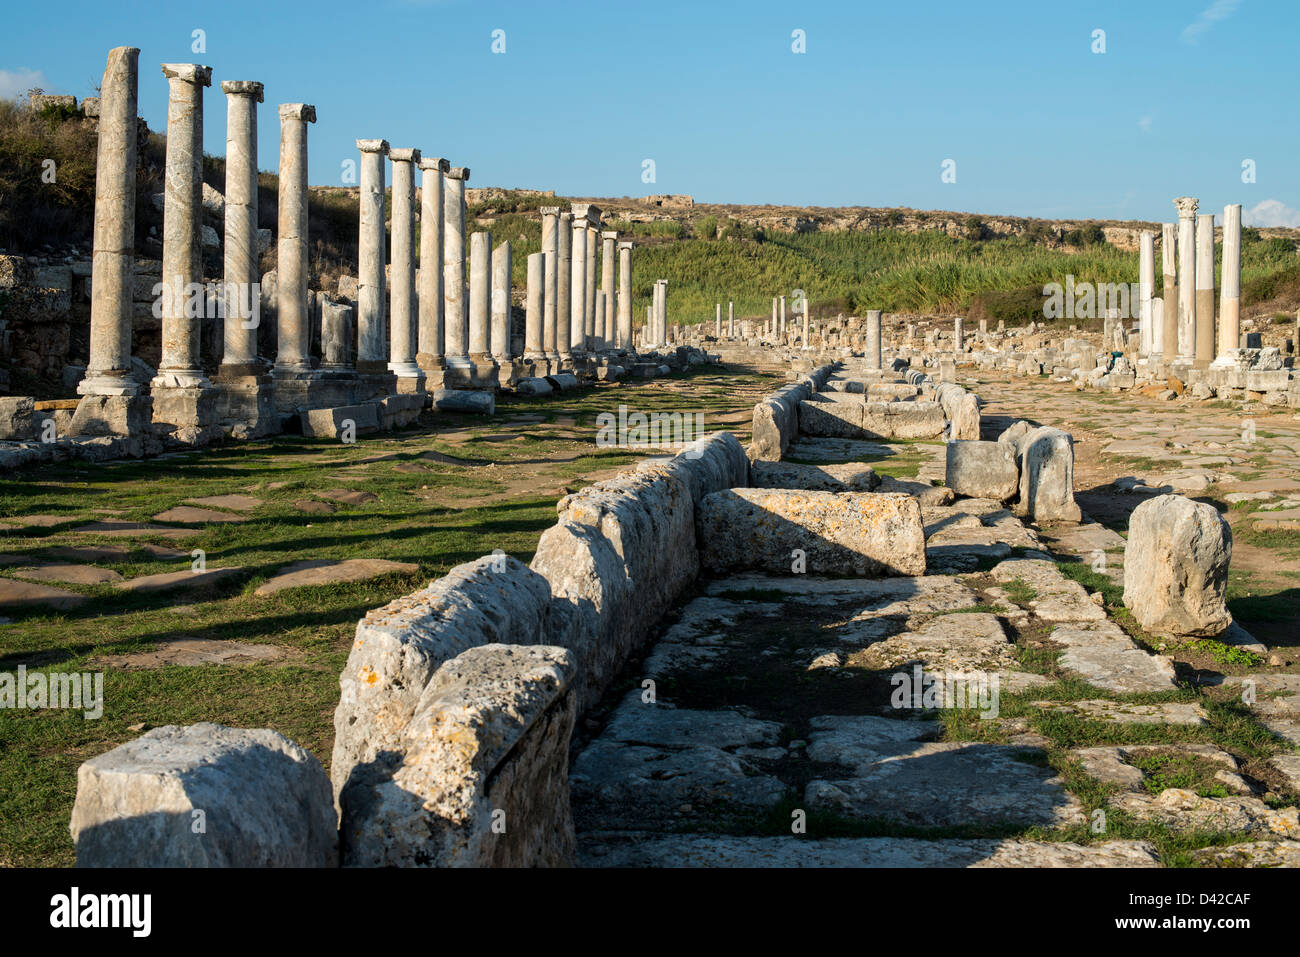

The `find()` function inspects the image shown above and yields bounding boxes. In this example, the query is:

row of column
[1136,197,1243,368]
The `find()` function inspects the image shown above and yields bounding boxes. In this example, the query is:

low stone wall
[69,429,751,867]
[749,362,836,461]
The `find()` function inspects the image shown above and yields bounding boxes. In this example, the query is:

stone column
[540,207,560,370]
[1195,212,1216,367]
[78,47,141,401]
[584,218,599,349]
[272,102,317,406]
[388,148,422,387]
[1218,203,1242,361]
[570,215,588,360]
[557,211,573,365]
[802,300,810,348]
[1139,230,1154,358]
[594,291,606,352]
[601,231,617,351]
[468,230,494,381]
[154,63,212,391]
[617,241,633,350]
[866,310,882,369]
[1174,197,1198,361]
[953,317,964,352]
[715,303,721,337]
[779,296,786,327]
[1160,223,1177,361]
[443,166,472,385]
[491,240,512,386]
[355,139,390,377]
[771,297,778,335]
[417,156,450,381]
[218,81,263,378]
[524,251,545,371]
[728,301,734,337]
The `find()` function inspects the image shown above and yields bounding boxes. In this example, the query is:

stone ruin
[69,352,1279,867]
[0,47,713,471]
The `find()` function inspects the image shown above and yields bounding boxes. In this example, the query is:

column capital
[161,63,212,86]
[1173,196,1199,218]
[602,231,618,240]
[571,202,601,222]
[618,241,633,250]
[573,217,590,229]
[559,210,572,223]
[418,156,450,172]
[221,80,264,101]
[539,205,561,216]
[356,138,389,153]
[281,103,316,122]
[389,147,421,163]
[446,166,471,181]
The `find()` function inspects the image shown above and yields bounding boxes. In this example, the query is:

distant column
[1174,197,1198,360]
[540,207,560,368]
[601,231,617,351]
[273,103,316,375]
[866,310,882,369]
[524,251,544,367]
[1161,223,1177,360]
[80,46,140,397]
[1195,211,1216,367]
[491,240,512,365]
[1218,203,1242,360]
[468,230,493,372]
[728,301,735,337]
[779,295,786,327]
[387,147,421,380]
[443,166,472,376]
[1138,230,1155,358]
[416,156,450,376]
[557,210,573,364]
[570,215,588,358]
[585,220,599,348]
[617,241,633,350]
[715,303,721,337]
[953,317,964,352]
[155,63,212,389]
[355,138,390,374]
[771,297,778,333]
[218,80,263,377]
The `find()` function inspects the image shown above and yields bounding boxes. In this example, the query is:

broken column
[73,47,149,437]
[443,166,472,387]
[1195,211,1215,368]
[491,240,512,387]
[1139,230,1154,358]
[540,207,560,372]
[617,241,633,351]
[1174,197,1198,362]
[1216,203,1242,363]
[468,231,495,385]
[524,251,545,373]
[417,156,450,386]
[152,63,217,441]
[213,79,274,436]
[865,309,882,369]
[355,139,391,391]
[388,148,422,390]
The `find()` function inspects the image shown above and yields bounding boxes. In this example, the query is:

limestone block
[946,440,1019,501]
[750,382,809,461]
[696,489,925,576]
[71,723,337,867]
[1123,495,1232,637]
[300,404,379,438]
[0,396,34,440]
[1015,426,1081,523]
[751,460,880,492]
[340,644,576,868]
[431,389,494,415]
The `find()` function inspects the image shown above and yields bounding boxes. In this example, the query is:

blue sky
[2,0,1294,224]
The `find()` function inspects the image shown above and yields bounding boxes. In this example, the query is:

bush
[0,98,99,250]
[963,216,987,241]
[1063,224,1106,247]
[695,214,718,240]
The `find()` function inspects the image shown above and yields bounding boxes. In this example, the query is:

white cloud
[0,67,48,101]
[1137,115,1152,133]
[1242,199,1300,229]
[1181,0,1242,43]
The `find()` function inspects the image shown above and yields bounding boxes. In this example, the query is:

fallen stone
[1123,495,1232,637]
[945,440,1019,501]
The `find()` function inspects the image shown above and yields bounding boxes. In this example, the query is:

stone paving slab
[1035,699,1207,726]
[114,567,243,594]
[152,506,250,524]
[185,494,262,511]
[71,520,200,540]
[97,637,285,669]
[1050,621,1179,693]
[0,578,88,610]
[577,834,1159,867]
[1110,789,1300,837]
[1189,841,1300,867]
[253,558,419,595]
[990,558,1107,622]
[11,564,123,585]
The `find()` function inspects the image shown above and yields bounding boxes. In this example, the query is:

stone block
[1123,495,1232,637]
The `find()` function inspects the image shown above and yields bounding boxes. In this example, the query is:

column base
[77,371,142,397]
[469,354,499,389]
[211,373,277,440]
[68,393,153,437]
[442,357,477,390]
[151,384,222,446]
[152,369,211,391]
[416,353,446,374]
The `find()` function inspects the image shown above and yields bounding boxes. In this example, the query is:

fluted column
[617,241,633,350]
[154,63,211,389]
[388,147,421,380]
[80,47,140,398]
[1217,203,1242,361]
[557,211,573,364]
[1138,230,1154,358]
[1174,197,1198,361]
[417,156,450,375]
[540,207,560,369]
[218,81,262,377]
[524,251,544,366]
[1195,211,1216,367]
[273,103,316,375]
[355,139,389,374]
[443,166,471,376]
